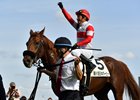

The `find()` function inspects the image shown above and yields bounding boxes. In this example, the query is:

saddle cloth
[84,58,110,77]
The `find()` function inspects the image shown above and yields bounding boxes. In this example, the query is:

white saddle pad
[84,58,110,77]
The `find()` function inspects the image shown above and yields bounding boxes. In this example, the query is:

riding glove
[58,2,63,9]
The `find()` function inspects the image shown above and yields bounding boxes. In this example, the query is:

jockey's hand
[58,2,63,9]
[71,43,78,50]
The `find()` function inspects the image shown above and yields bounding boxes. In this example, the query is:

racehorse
[23,28,140,100]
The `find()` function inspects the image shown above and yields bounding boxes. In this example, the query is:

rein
[44,59,75,67]
[28,60,42,100]
[29,72,41,100]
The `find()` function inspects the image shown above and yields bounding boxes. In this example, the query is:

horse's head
[23,28,46,68]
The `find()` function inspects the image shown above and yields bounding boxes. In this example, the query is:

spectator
[6,82,20,100]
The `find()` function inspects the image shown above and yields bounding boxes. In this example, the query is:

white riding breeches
[71,49,93,59]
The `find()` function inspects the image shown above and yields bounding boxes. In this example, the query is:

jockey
[58,2,94,58]
[58,2,95,92]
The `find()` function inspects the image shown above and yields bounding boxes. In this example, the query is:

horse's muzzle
[23,50,35,68]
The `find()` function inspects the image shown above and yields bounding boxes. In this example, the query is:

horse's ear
[40,27,45,35]
[30,29,34,36]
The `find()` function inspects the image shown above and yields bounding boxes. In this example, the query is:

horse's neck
[41,37,58,96]
[42,37,58,67]
[42,49,57,64]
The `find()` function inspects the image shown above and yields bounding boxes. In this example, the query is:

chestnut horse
[23,28,140,100]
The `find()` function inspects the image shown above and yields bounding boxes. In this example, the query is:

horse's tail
[119,61,140,100]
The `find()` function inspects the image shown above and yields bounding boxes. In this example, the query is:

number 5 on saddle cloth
[79,54,110,96]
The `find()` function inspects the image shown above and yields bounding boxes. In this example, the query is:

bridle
[23,39,44,66]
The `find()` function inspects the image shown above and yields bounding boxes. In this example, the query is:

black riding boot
[80,54,96,95]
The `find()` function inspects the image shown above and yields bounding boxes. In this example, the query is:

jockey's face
[77,14,87,25]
